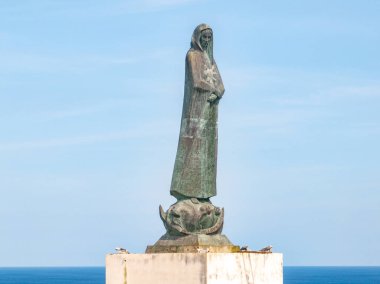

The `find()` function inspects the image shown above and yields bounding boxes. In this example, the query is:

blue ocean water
[284,267,380,284]
[0,266,379,283]
[0,267,104,284]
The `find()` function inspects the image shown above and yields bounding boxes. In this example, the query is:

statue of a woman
[157,24,226,237]
[170,23,225,201]
[147,25,239,252]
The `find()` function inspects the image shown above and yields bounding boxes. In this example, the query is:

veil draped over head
[191,23,213,62]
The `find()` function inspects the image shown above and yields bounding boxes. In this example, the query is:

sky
[0,0,379,266]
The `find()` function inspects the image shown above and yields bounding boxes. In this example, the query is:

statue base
[106,252,283,284]
[146,233,239,253]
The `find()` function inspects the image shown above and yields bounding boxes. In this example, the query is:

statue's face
[200,29,212,50]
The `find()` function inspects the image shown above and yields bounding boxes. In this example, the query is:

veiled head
[191,23,214,61]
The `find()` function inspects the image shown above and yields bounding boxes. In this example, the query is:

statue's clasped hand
[207,93,219,104]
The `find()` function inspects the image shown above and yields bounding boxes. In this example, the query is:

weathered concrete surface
[206,253,283,284]
[106,252,283,284]
[106,253,207,284]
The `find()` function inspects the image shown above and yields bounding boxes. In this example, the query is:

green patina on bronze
[146,234,240,253]
[159,199,224,236]
[170,23,224,200]
[152,24,236,248]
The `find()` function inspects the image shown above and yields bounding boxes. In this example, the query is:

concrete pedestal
[106,252,283,284]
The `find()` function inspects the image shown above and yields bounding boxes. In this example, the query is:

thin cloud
[224,65,380,105]
[0,50,172,74]
[328,85,380,98]
[0,120,176,151]
[269,84,380,107]
[0,132,135,151]
[41,99,136,120]
[220,65,380,139]
[111,0,199,14]
[0,0,200,21]
[224,108,324,135]
[143,0,196,6]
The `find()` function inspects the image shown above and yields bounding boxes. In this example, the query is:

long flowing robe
[170,24,225,200]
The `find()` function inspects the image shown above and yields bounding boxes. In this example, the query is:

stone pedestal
[146,233,240,253]
[106,252,283,284]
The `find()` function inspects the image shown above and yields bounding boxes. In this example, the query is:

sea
[0,266,379,284]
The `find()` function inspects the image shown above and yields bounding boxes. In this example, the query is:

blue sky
[0,0,379,266]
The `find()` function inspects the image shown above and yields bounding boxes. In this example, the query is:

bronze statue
[159,24,226,236]
[147,24,239,253]
[170,23,225,200]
